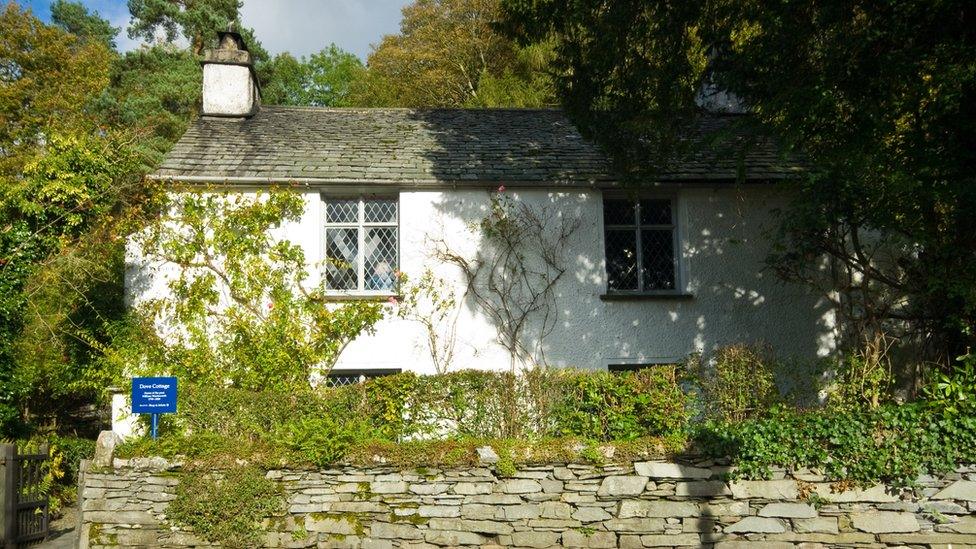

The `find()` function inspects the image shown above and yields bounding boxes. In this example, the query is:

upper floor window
[603,196,678,292]
[323,196,398,293]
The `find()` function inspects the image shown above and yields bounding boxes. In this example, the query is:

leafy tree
[0,6,152,437]
[351,0,554,107]
[50,0,120,49]
[501,0,976,364]
[1,133,146,436]
[127,0,239,55]
[0,6,114,432]
[0,3,111,176]
[108,190,385,391]
[94,44,201,164]
[262,45,365,107]
[260,52,304,105]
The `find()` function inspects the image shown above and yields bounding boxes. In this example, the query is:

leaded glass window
[603,197,678,292]
[323,197,398,293]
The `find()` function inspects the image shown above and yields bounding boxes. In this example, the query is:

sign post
[131,377,178,440]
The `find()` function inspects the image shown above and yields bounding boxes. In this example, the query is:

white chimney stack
[201,27,261,117]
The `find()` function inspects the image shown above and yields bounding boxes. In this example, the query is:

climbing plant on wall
[103,189,384,391]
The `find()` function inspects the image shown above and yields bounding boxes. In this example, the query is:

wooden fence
[0,444,49,548]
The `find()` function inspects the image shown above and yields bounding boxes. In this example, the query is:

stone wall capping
[851,510,921,533]
[729,479,799,500]
[812,482,901,503]
[633,461,712,479]
[78,459,976,548]
[724,516,788,533]
[933,479,976,501]
[758,502,817,518]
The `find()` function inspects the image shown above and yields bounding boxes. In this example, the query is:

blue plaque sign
[132,377,177,439]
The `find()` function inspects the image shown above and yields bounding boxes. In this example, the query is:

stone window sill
[600,292,694,301]
[320,293,401,303]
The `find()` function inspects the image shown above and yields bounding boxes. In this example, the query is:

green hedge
[125,366,976,487]
[126,368,689,468]
[165,367,690,444]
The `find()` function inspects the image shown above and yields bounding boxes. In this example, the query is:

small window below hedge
[607,362,678,374]
[608,363,649,373]
[323,368,401,388]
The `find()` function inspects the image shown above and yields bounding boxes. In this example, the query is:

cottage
[131,30,838,382]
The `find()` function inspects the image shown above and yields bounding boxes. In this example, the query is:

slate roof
[151,106,802,185]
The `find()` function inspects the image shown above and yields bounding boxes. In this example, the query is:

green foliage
[47,434,96,486]
[103,189,384,391]
[262,45,365,107]
[349,0,555,108]
[276,416,375,467]
[0,6,156,439]
[687,344,778,422]
[827,334,896,410]
[0,3,111,176]
[1,132,146,437]
[923,352,976,413]
[167,466,284,547]
[551,367,689,440]
[698,400,976,487]
[144,368,688,458]
[127,0,239,55]
[501,0,976,361]
[50,0,120,49]
[95,45,201,163]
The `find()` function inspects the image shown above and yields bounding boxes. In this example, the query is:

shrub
[922,351,976,412]
[276,416,375,467]
[168,368,689,446]
[688,344,778,421]
[827,333,896,409]
[124,368,690,468]
[549,367,689,440]
[167,466,284,547]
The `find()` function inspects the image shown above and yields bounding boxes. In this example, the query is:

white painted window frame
[602,193,684,295]
[321,195,400,296]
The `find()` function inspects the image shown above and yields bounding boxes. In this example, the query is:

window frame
[602,193,683,295]
[322,368,402,388]
[321,194,400,296]
[605,357,683,372]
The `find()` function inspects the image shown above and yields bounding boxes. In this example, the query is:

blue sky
[19,0,411,60]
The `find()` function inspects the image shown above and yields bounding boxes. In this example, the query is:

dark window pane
[323,369,401,388]
[608,363,652,373]
[363,227,398,291]
[603,199,637,225]
[640,199,672,225]
[326,227,359,290]
[326,199,358,223]
[364,199,397,223]
[641,229,675,290]
[605,229,639,290]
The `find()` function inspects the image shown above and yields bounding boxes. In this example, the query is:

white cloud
[239,0,410,60]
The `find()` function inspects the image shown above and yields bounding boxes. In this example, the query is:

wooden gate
[1,444,50,548]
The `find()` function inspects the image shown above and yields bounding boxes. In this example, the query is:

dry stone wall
[79,457,976,548]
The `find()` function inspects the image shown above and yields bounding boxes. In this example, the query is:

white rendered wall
[126,186,838,374]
